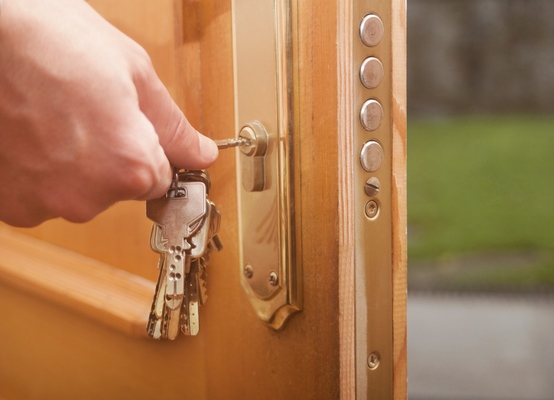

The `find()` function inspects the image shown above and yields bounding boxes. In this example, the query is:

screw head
[269,271,279,286]
[244,264,254,279]
[365,200,379,219]
[367,352,380,370]
[364,177,381,197]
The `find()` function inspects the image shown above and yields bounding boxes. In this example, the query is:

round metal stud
[360,140,384,172]
[360,14,385,47]
[360,57,384,89]
[360,99,383,132]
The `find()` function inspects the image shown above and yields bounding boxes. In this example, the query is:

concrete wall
[408,0,554,116]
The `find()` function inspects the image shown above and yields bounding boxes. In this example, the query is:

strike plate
[232,0,301,330]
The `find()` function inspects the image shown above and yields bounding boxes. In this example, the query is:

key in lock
[215,120,269,192]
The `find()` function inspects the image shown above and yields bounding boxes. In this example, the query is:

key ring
[170,167,187,198]
[171,167,179,191]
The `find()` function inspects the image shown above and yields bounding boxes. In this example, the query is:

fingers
[111,111,174,201]
[132,58,218,170]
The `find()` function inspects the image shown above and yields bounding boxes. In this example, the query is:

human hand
[0,0,218,227]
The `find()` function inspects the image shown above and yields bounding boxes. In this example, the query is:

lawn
[408,115,554,291]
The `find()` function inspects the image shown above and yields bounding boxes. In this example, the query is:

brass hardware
[364,200,379,219]
[238,121,268,192]
[367,352,381,370]
[268,272,279,287]
[233,0,301,329]
[354,2,395,397]
[243,264,254,279]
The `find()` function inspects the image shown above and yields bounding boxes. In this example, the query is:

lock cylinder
[238,121,269,192]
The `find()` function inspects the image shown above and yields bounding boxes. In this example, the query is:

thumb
[134,63,218,169]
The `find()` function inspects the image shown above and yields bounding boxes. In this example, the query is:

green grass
[408,115,554,289]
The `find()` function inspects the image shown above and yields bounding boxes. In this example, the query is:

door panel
[0,1,406,399]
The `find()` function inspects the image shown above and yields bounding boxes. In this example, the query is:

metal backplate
[232,0,301,329]
[353,1,394,397]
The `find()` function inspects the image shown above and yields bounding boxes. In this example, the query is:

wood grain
[391,0,408,397]
[0,226,154,337]
[336,0,357,398]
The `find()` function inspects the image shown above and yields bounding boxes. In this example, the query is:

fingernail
[199,134,219,163]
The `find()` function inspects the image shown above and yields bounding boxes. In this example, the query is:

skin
[0,0,218,227]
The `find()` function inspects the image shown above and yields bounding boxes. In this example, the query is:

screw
[364,177,381,197]
[244,264,254,279]
[367,352,380,370]
[365,200,379,219]
[269,271,279,286]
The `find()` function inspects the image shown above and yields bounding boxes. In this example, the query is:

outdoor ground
[408,115,554,292]
[408,115,554,400]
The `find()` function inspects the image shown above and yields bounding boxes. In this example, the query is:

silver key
[146,171,208,340]
[187,201,222,317]
[215,137,251,150]
[181,201,222,335]
[197,257,209,306]
[180,180,218,335]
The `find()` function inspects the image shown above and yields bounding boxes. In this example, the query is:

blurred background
[406,1,554,399]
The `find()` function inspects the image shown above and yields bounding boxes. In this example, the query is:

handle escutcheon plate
[233,0,301,330]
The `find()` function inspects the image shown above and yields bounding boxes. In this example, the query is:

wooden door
[0,1,406,399]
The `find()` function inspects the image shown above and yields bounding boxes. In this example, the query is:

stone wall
[408,0,554,116]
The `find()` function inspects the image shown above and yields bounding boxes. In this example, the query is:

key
[207,202,223,254]
[215,137,251,149]
[147,223,171,338]
[180,201,222,334]
[146,252,166,339]
[146,172,208,340]
[146,169,222,339]
[182,258,201,335]
[147,179,206,306]
[197,257,209,306]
